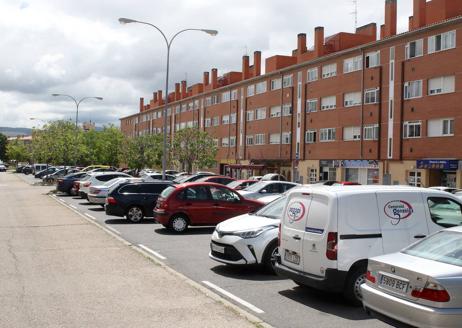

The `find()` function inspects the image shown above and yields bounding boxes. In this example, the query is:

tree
[96,125,124,167]
[119,134,163,171]
[170,128,217,173]
[6,138,31,163]
[0,133,7,161]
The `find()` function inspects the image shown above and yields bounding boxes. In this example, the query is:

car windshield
[226,181,241,189]
[160,186,176,198]
[242,181,267,192]
[403,231,462,267]
[255,196,286,219]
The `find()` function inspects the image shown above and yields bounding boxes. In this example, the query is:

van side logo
[384,200,414,225]
[287,201,306,224]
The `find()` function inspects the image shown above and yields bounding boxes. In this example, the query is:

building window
[211,94,220,105]
[344,91,362,107]
[428,30,456,54]
[212,116,220,126]
[166,107,172,116]
[255,107,267,120]
[270,106,281,118]
[255,134,265,145]
[405,39,423,59]
[213,138,219,147]
[305,130,316,143]
[322,63,337,79]
[194,100,199,109]
[188,102,194,111]
[205,118,211,127]
[283,75,293,87]
[229,136,236,147]
[282,132,291,144]
[428,118,454,137]
[221,92,230,103]
[388,137,393,158]
[403,121,422,138]
[231,89,238,101]
[306,99,318,112]
[343,126,361,141]
[320,128,336,142]
[221,137,229,147]
[246,135,254,145]
[307,67,318,82]
[271,78,282,90]
[428,76,455,95]
[222,115,230,125]
[343,55,362,73]
[408,171,422,187]
[175,106,181,114]
[255,81,267,94]
[309,168,318,183]
[187,121,193,128]
[230,113,237,124]
[365,51,380,68]
[247,85,255,97]
[270,133,280,144]
[364,88,380,104]
[205,97,212,107]
[246,110,254,122]
[321,96,336,110]
[282,104,292,116]
[404,80,423,99]
[363,124,379,140]
[181,104,187,113]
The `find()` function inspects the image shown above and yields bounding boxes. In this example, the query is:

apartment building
[121,0,462,188]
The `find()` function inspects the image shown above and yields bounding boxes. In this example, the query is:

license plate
[284,250,300,265]
[211,243,225,253]
[380,275,409,293]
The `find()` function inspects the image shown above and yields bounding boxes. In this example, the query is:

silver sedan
[361,226,462,328]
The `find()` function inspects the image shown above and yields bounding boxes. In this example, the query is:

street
[11,173,409,328]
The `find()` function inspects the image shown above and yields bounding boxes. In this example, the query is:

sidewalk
[0,173,257,328]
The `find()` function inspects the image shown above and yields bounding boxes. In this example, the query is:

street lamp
[119,17,218,180]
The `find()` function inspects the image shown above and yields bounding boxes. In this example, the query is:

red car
[154,182,264,232]
[226,179,258,190]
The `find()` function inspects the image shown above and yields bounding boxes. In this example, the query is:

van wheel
[344,265,367,306]
[169,215,189,233]
[262,240,279,274]
[126,206,144,223]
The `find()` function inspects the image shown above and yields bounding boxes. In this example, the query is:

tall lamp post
[118,18,217,180]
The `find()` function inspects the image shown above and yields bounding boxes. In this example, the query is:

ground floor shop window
[345,168,359,183]
[408,170,422,187]
[321,167,336,181]
[367,168,379,185]
[442,171,456,188]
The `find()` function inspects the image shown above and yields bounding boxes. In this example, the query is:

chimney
[413,0,426,29]
[139,97,144,112]
[314,26,324,57]
[175,83,181,100]
[181,80,187,99]
[153,92,158,103]
[157,90,163,105]
[242,56,250,80]
[211,68,218,88]
[383,0,397,38]
[253,51,261,77]
[203,71,209,86]
[297,33,307,55]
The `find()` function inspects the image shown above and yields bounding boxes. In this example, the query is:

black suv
[105,181,172,223]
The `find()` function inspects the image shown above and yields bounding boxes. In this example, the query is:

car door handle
[414,234,426,239]
[292,235,301,240]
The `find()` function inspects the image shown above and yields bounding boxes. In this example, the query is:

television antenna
[351,0,358,30]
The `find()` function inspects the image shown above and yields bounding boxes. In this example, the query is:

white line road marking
[138,244,167,260]
[105,226,120,235]
[69,204,77,209]
[202,281,264,314]
[59,198,65,202]
[84,213,96,220]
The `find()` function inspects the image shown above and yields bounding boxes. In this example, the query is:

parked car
[248,176,263,181]
[35,167,59,179]
[88,177,142,205]
[429,186,461,194]
[79,172,131,199]
[105,181,173,222]
[165,170,179,175]
[173,172,217,184]
[362,226,462,328]
[81,165,112,172]
[154,182,264,232]
[32,164,48,175]
[210,195,286,273]
[196,175,236,185]
[261,173,287,181]
[0,164,6,172]
[22,165,33,175]
[226,179,258,191]
[56,172,87,195]
[237,181,299,200]
[42,168,69,183]
[276,185,462,305]
[142,172,176,181]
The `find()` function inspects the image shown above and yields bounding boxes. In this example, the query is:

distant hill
[0,127,32,137]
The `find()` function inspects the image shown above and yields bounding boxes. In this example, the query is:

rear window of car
[119,184,140,194]
[160,186,176,198]
[139,183,170,194]
[403,231,462,267]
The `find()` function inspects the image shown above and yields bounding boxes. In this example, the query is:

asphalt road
[19,174,409,328]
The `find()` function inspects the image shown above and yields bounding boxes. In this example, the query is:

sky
[0,0,414,128]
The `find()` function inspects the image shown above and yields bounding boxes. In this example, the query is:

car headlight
[232,225,277,239]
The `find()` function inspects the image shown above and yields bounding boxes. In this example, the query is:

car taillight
[326,232,338,260]
[278,223,281,246]
[158,198,168,209]
[366,271,376,284]
[411,282,450,302]
[107,197,117,205]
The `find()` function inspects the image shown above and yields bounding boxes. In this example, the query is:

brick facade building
[120,0,462,188]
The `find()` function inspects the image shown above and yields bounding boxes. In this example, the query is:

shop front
[416,159,459,188]
[319,160,339,182]
[342,160,380,185]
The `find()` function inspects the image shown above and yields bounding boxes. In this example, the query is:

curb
[48,193,274,328]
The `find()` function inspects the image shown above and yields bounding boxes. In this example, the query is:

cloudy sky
[0,0,414,128]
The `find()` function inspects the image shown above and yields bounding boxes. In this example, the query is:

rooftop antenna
[351,0,358,30]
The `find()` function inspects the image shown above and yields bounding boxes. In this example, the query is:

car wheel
[169,215,189,233]
[126,206,144,223]
[262,240,279,274]
[343,264,367,306]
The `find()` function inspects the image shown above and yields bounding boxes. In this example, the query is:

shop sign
[416,159,458,170]
[341,160,379,169]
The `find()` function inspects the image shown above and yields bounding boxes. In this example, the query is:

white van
[275,185,462,304]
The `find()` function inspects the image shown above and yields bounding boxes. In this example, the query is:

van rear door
[280,192,311,271]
